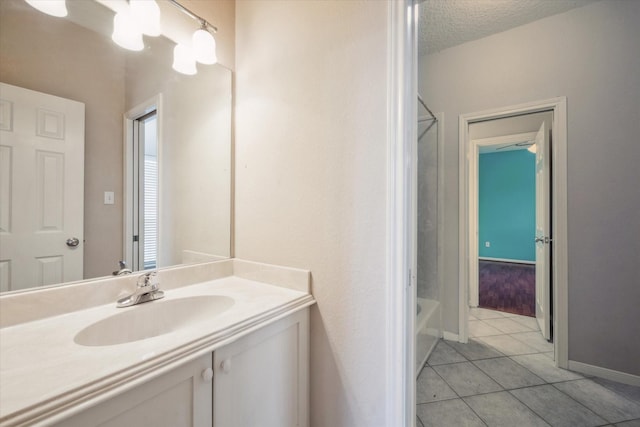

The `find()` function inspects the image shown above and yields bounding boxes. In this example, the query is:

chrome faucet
[112,260,132,276]
[116,271,164,308]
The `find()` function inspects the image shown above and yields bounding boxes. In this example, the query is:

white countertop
[0,260,314,426]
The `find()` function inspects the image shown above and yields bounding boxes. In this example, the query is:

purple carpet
[479,260,535,317]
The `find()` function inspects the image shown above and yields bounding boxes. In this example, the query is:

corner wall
[235,1,390,425]
[419,0,640,375]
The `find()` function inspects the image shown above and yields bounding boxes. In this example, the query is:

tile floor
[416,307,640,427]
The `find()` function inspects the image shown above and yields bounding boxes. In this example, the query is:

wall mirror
[0,0,232,293]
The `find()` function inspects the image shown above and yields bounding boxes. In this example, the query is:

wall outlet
[485,241,490,248]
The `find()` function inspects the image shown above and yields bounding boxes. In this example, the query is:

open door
[0,82,85,291]
[534,122,551,339]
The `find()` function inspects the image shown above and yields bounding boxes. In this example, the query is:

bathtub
[416,297,441,376]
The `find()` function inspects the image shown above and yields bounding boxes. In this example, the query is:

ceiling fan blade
[495,140,534,150]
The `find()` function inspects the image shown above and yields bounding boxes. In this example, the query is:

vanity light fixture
[130,0,162,37]
[112,8,145,51]
[168,0,219,74]
[112,0,161,51]
[24,0,67,17]
[192,25,217,65]
[27,0,217,74]
[172,43,197,75]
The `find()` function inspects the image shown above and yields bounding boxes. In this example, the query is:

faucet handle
[147,271,159,288]
[137,271,159,289]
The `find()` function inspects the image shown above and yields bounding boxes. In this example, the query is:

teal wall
[479,150,535,261]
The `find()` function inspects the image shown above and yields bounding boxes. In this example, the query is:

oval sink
[74,295,234,346]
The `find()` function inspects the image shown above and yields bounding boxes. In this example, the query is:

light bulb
[24,0,67,17]
[130,0,161,37]
[112,10,144,51]
[192,29,217,65]
[172,44,197,75]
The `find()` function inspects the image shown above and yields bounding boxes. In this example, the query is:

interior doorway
[471,131,538,314]
[124,95,162,274]
[0,82,85,291]
[458,98,569,368]
[469,111,553,340]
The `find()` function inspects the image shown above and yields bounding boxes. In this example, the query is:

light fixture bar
[167,0,218,33]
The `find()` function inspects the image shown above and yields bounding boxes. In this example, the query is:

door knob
[66,237,80,247]
[201,368,214,383]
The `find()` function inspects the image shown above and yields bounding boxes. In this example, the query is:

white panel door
[0,82,84,291]
[534,122,551,339]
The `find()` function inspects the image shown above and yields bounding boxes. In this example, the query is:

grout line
[429,354,506,366]
[506,386,563,426]
[460,397,490,427]
[429,362,463,400]
[591,378,640,404]
[416,396,489,427]
[469,358,546,390]
[551,380,640,423]
[430,361,505,399]
[548,381,618,425]
[416,396,459,406]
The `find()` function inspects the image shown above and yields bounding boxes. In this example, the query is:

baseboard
[568,360,640,386]
[442,331,460,342]
[478,257,535,265]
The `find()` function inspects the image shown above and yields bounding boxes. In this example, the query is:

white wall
[235,1,390,425]
[420,0,640,375]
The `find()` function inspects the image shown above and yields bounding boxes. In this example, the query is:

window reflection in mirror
[131,110,158,272]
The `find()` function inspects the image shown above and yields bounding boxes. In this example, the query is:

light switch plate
[104,191,115,205]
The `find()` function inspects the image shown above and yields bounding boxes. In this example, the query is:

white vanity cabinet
[58,354,213,427]
[213,308,309,427]
[52,308,309,427]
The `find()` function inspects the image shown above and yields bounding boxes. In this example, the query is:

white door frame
[458,97,568,368]
[123,95,163,272]
[386,0,416,425]
[468,131,538,308]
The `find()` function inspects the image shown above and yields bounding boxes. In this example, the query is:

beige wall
[126,37,232,266]
[235,1,390,425]
[0,0,125,280]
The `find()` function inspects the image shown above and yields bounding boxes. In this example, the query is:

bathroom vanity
[0,259,314,427]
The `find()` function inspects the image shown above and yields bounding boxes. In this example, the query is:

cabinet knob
[220,358,231,374]
[201,368,214,383]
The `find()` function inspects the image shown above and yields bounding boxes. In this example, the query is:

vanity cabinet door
[57,354,213,427]
[213,308,309,427]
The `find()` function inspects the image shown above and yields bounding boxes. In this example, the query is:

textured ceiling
[418,0,599,55]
